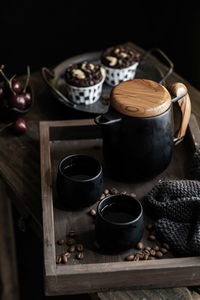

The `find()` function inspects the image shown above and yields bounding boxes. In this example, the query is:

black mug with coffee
[56,154,103,209]
[95,194,144,252]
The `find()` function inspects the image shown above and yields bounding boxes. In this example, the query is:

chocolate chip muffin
[65,62,105,87]
[64,61,106,105]
[101,45,140,86]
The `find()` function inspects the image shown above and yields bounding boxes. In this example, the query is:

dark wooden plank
[40,115,200,296]
[0,178,20,300]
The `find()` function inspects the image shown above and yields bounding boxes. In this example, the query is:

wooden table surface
[1,43,200,300]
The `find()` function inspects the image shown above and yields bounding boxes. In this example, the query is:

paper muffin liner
[66,75,105,105]
[102,62,139,86]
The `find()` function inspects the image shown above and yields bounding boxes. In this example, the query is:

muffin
[101,45,140,86]
[64,61,106,105]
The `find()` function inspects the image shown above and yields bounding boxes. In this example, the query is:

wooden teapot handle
[167,82,191,145]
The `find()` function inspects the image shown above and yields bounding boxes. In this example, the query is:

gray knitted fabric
[145,150,200,257]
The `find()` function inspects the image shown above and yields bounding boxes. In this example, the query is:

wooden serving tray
[40,114,200,296]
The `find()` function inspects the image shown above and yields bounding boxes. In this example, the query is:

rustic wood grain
[111,79,171,117]
[0,179,19,300]
[40,115,200,296]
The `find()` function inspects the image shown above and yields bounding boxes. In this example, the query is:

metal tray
[41,46,173,115]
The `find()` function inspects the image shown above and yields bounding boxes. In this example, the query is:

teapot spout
[95,112,122,126]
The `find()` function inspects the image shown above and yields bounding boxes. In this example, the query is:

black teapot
[95,79,191,181]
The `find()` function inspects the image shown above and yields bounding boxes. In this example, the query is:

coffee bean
[163,242,170,250]
[144,249,150,254]
[146,224,154,231]
[100,193,105,200]
[134,255,140,261]
[152,245,160,251]
[145,246,151,251]
[76,252,84,260]
[76,243,84,252]
[56,255,62,264]
[125,254,134,261]
[130,192,136,198]
[68,230,76,238]
[120,191,127,195]
[57,239,65,245]
[110,187,118,194]
[149,235,156,241]
[160,247,168,254]
[137,242,144,250]
[136,251,144,259]
[67,238,76,246]
[156,251,163,258]
[62,254,68,264]
[144,254,149,260]
[89,208,96,216]
[150,249,156,256]
[148,256,155,260]
[63,252,71,258]
[104,188,110,195]
[68,245,76,253]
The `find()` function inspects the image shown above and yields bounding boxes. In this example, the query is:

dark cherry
[24,92,31,106]
[11,79,22,94]
[13,118,28,134]
[9,94,26,110]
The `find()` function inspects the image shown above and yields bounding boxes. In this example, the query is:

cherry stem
[23,65,30,93]
[0,122,13,133]
[0,65,16,95]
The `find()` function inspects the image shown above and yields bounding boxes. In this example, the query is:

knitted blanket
[145,150,200,256]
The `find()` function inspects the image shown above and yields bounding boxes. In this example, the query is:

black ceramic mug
[56,154,103,209]
[95,194,144,252]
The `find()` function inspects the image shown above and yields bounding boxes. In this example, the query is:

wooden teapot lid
[110,79,171,117]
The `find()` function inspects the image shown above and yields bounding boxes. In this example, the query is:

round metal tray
[41,48,173,115]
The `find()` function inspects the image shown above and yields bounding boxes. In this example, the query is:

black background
[1,1,200,88]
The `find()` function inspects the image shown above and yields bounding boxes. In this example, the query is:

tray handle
[41,67,75,108]
[140,48,174,84]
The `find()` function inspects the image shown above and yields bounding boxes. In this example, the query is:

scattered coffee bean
[160,247,168,254]
[136,251,144,259]
[62,254,68,264]
[125,254,134,261]
[68,245,76,253]
[63,252,71,258]
[144,253,149,260]
[89,208,96,216]
[163,242,170,250]
[110,187,118,194]
[56,255,62,264]
[146,224,154,231]
[137,242,144,250]
[76,252,84,260]
[148,256,156,260]
[68,230,76,238]
[104,188,110,195]
[145,246,151,251]
[100,193,105,200]
[153,245,160,251]
[156,251,163,258]
[150,249,156,256]
[121,191,127,195]
[130,192,136,198]
[67,238,76,246]
[57,239,65,245]
[144,249,150,254]
[149,235,156,241]
[76,243,84,252]
[134,255,140,261]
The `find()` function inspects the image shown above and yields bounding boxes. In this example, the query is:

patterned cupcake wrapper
[103,62,139,86]
[66,77,105,105]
